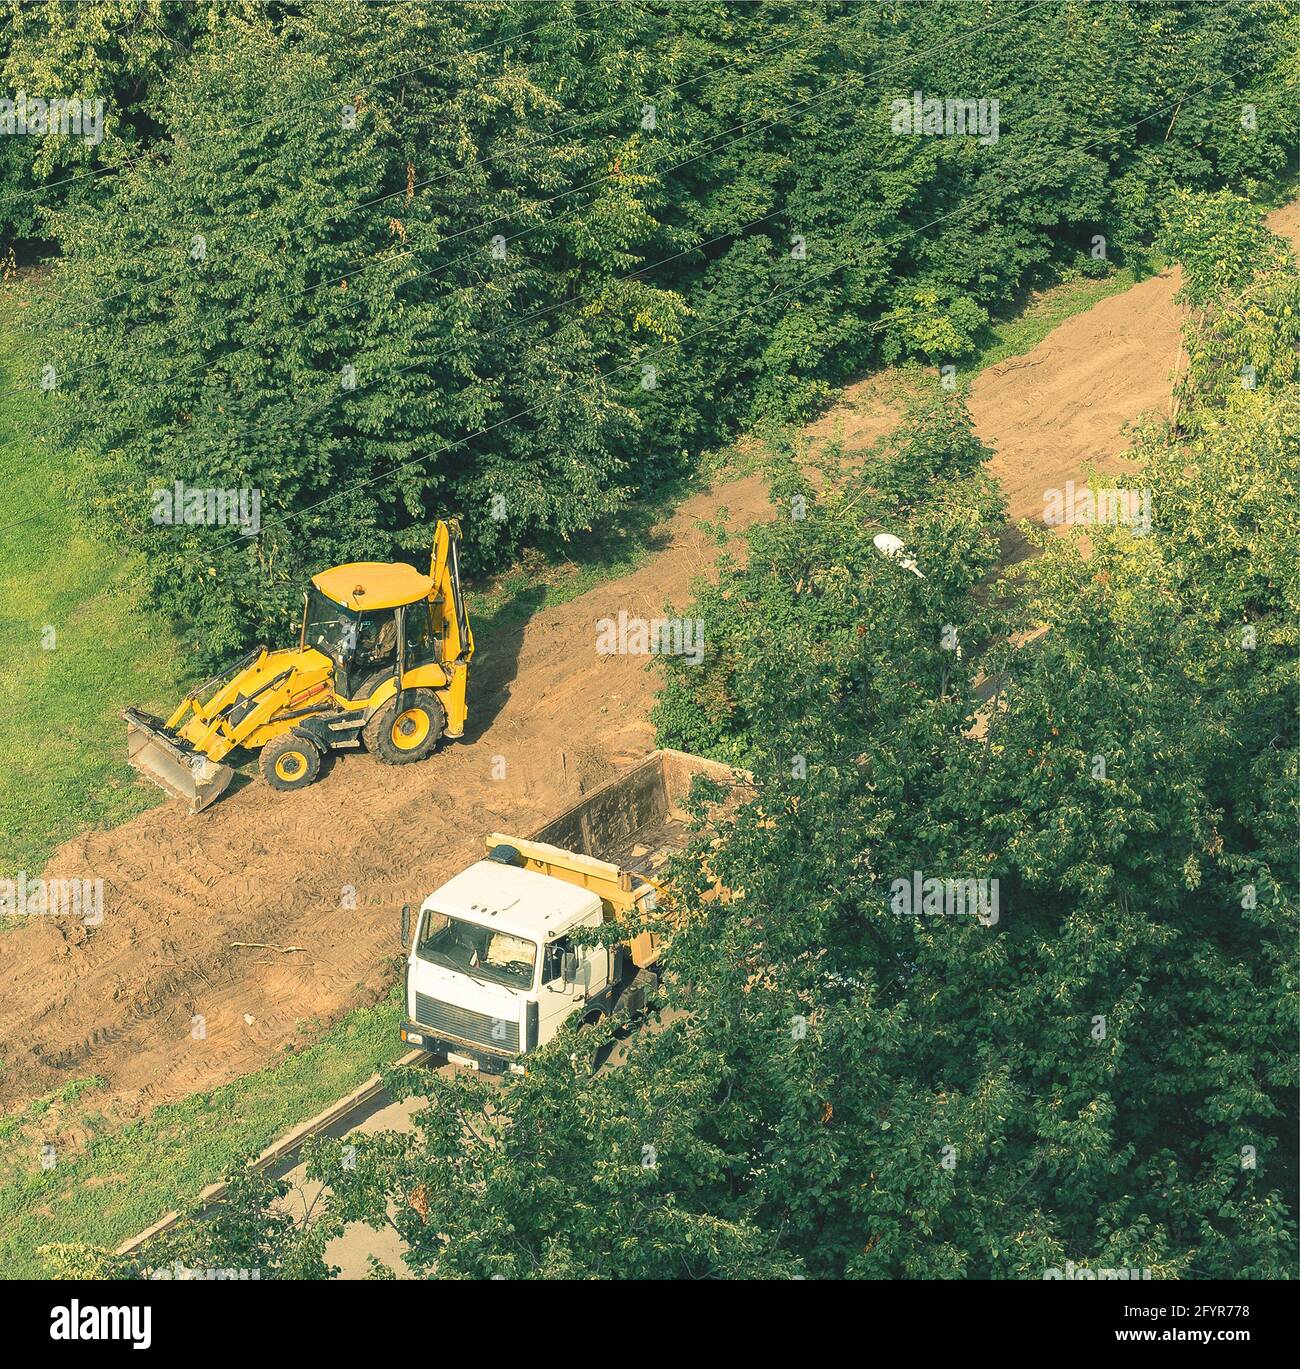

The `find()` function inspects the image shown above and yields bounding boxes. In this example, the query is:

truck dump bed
[527,749,742,879]
[484,749,747,971]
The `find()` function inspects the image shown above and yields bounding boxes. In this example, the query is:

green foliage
[649,204,1295,1278]
[132,1171,333,1281]
[0,1,268,244]
[18,0,1296,660]
[309,1047,802,1279]
[652,389,1004,763]
[1161,187,1292,307]
[35,1241,124,1280]
[883,286,989,363]
[1164,191,1300,418]
[147,200,1296,1282]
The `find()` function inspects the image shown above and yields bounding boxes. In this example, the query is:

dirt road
[1,473,782,1120]
[4,202,1294,1124]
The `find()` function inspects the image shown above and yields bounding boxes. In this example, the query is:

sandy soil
[1,476,777,1118]
[4,201,1294,1124]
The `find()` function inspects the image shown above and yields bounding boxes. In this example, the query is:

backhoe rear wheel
[364,689,444,765]
[261,733,322,792]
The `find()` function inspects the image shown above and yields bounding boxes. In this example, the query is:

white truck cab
[402,850,621,1072]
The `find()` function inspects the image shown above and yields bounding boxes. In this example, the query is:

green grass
[0,989,405,1277]
[0,275,186,876]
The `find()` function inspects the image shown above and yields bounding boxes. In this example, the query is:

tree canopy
[7,0,1295,658]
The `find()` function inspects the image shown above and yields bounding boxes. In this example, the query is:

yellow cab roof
[311,561,433,611]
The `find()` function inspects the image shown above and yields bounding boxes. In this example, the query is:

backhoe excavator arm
[430,518,473,666]
[430,519,474,738]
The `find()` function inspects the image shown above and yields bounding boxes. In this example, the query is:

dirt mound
[4,201,1294,1123]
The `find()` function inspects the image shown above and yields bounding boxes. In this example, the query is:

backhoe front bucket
[123,709,234,814]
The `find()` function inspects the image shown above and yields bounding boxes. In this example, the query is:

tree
[24,0,1295,657]
[173,202,1292,1281]
[1,0,269,246]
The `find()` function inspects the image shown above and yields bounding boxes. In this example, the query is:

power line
[11,2,611,204]
[0,0,973,427]
[0,18,1278,560]
[0,0,1068,443]
[2,17,831,392]
[16,2,650,325]
[80,46,1273,577]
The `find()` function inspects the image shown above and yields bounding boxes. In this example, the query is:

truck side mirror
[562,951,579,986]
[401,904,411,948]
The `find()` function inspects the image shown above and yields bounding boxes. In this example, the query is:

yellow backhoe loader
[123,519,474,813]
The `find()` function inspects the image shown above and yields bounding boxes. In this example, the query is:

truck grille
[415,993,519,1052]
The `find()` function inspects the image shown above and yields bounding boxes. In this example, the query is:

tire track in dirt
[1,476,788,1118]
[4,201,1295,1122]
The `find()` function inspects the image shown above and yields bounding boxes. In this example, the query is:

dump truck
[399,749,743,1073]
[124,520,473,813]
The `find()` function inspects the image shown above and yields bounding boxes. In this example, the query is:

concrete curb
[114,1049,428,1256]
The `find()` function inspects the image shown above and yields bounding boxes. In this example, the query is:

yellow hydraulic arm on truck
[123,519,474,813]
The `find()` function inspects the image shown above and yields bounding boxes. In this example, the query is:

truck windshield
[416,911,536,990]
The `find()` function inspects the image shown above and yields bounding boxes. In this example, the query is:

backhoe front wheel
[364,689,444,765]
[261,733,322,792]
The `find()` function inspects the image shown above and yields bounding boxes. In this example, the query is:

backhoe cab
[124,520,473,813]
